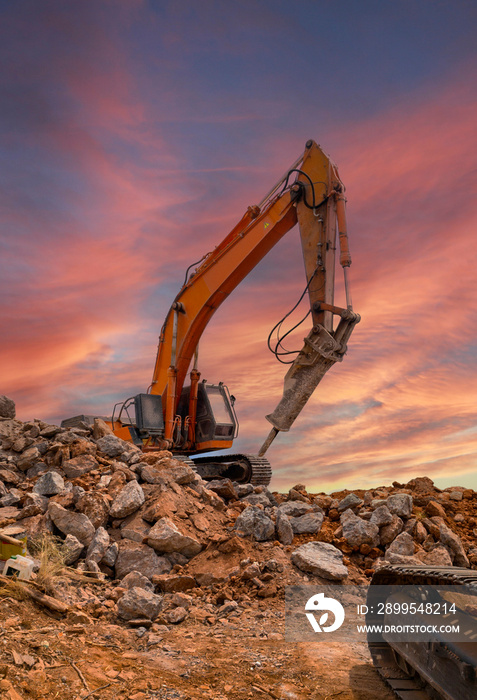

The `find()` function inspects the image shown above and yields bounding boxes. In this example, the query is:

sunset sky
[1,1,476,492]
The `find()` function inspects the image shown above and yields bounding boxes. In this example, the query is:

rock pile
[0,395,475,626]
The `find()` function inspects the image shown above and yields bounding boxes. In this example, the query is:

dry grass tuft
[0,576,29,600]
[28,534,67,593]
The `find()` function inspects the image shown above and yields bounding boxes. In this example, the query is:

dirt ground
[0,591,395,700]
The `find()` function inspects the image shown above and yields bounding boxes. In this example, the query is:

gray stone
[379,514,404,545]
[241,562,261,580]
[92,418,113,439]
[341,509,379,548]
[84,559,102,577]
[449,490,463,501]
[171,592,192,609]
[384,553,423,565]
[0,492,20,507]
[418,545,453,566]
[0,396,15,419]
[370,505,393,528]
[439,523,469,567]
[62,534,84,565]
[85,526,110,564]
[96,434,127,459]
[167,606,188,624]
[235,483,254,498]
[337,493,364,512]
[0,506,21,519]
[116,587,162,621]
[165,552,188,567]
[206,479,237,501]
[405,476,434,493]
[147,517,202,557]
[242,493,273,508]
[101,542,119,567]
[48,502,95,545]
[121,570,154,592]
[291,542,348,581]
[234,506,275,541]
[33,471,65,496]
[370,499,388,510]
[167,465,196,485]
[120,512,150,543]
[276,511,294,545]
[289,511,324,535]
[110,480,145,519]
[0,468,20,485]
[17,492,49,518]
[386,532,415,557]
[414,521,428,543]
[26,463,48,479]
[277,501,313,518]
[16,447,40,471]
[138,464,164,484]
[387,494,413,519]
[39,424,61,438]
[62,455,98,478]
[115,540,172,580]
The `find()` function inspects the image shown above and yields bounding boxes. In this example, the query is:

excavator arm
[149,139,360,453]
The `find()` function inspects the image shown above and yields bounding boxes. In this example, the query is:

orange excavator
[63,140,360,485]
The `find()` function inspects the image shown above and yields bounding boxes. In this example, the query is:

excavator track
[190,453,272,486]
[367,565,477,700]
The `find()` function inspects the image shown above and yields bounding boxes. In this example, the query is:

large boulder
[115,540,171,580]
[291,542,348,581]
[48,502,95,545]
[234,505,275,541]
[289,511,323,535]
[109,480,145,519]
[370,505,393,528]
[62,534,84,565]
[387,494,413,519]
[341,509,379,548]
[439,523,469,567]
[95,434,127,459]
[62,455,98,479]
[417,545,453,566]
[277,501,313,518]
[337,493,363,512]
[75,491,110,529]
[0,396,15,419]
[386,532,415,557]
[275,511,294,545]
[33,471,65,496]
[379,514,403,545]
[147,517,202,557]
[116,587,162,621]
[86,526,110,564]
[121,571,154,592]
[16,447,41,471]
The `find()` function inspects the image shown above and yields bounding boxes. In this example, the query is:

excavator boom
[149,140,359,455]
[63,139,359,485]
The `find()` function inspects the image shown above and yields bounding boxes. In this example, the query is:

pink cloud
[3,40,476,495]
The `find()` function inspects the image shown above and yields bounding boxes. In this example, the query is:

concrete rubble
[0,394,476,633]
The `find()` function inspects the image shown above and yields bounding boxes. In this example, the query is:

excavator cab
[107,381,238,453]
[177,381,238,452]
